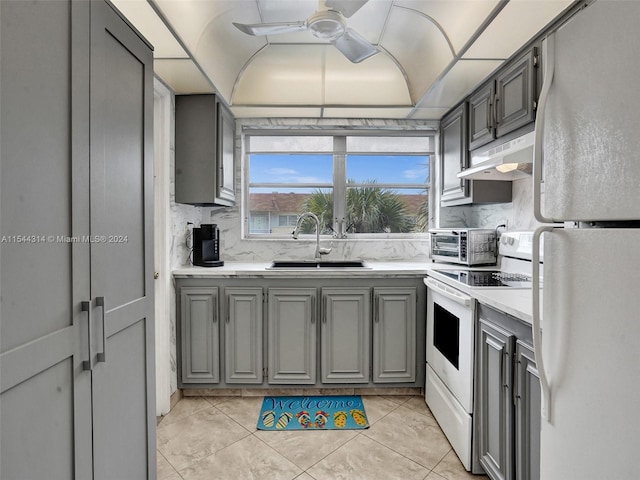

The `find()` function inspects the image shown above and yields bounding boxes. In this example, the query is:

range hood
[457,131,534,181]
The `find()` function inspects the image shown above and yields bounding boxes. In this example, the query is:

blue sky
[250,154,430,186]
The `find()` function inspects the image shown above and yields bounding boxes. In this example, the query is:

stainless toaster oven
[429,228,497,266]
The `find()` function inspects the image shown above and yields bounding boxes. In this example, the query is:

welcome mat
[257,395,369,431]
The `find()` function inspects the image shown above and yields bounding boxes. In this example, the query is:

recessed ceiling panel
[418,59,503,108]
[110,0,188,58]
[381,7,454,103]
[233,45,324,105]
[230,107,323,118]
[463,0,574,59]
[394,0,501,55]
[155,0,261,52]
[324,49,411,106]
[153,59,213,94]
[322,107,414,119]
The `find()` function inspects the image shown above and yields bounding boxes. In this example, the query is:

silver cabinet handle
[82,301,92,371]
[374,294,379,323]
[310,296,315,324]
[213,294,218,323]
[322,295,327,324]
[226,295,230,324]
[96,296,106,363]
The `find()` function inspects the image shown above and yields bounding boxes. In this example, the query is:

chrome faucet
[292,212,332,260]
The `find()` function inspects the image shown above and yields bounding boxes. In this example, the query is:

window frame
[243,130,434,239]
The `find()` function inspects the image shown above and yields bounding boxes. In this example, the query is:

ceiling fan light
[307,10,347,40]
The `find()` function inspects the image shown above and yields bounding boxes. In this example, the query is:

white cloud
[403,169,424,180]
[268,167,298,175]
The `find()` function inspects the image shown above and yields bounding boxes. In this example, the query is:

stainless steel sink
[267,260,369,269]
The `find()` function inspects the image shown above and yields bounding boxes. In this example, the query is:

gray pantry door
[0,1,93,478]
[89,2,156,479]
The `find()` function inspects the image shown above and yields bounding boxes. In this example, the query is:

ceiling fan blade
[325,0,369,18]
[332,28,379,63]
[233,21,307,36]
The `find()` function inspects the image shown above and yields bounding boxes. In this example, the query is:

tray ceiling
[111,0,576,120]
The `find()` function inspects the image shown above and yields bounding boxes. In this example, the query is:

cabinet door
[225,288,263,384]
[440,103,469,206]
[515,341,541,480]
[478,320,515,480]
[180,287,220,384]
[321,288,370,383]
[495,48,537,137]
[89,3,156,478]
[175,94,235,206]
[0,2,93,478]
[216,99,236,205]
[268,288,317,384]
[372,287,416,383]
[469,82,496,150]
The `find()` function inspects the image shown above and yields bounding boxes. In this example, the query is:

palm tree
[302,180,414,234]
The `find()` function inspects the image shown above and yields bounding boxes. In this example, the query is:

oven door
[430,232,463,264]
[426,277,475,413]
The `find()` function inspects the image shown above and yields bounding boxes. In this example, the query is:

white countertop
[174,261,538,324]
[173,261,433,278]
[471,288,539,325]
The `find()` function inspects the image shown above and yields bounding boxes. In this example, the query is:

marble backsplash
[439,177,540,232]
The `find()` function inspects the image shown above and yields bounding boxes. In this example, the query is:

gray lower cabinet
[225,287,263,384]
[373,287,417,383]
[1,1,156,479]
[476,303,540,480]
[321,288,371,383]
[176,277,425,389]
[477,319,515,480]
[180,287,220,384]
[268,288,317,384]
[515,341,541,480]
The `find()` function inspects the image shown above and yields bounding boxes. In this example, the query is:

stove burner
[433,269,532,287]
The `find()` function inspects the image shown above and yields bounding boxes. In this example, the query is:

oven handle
[425,277,472,307]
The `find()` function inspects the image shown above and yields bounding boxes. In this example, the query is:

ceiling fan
[233,0,379,63]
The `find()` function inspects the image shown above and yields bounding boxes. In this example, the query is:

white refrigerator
[532,1,640,479]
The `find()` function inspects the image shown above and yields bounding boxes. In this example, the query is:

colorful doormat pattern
[257,395,369,431]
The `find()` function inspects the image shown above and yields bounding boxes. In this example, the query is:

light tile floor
[157,395,490,480]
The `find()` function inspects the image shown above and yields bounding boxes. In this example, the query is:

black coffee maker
[192,224,224,267]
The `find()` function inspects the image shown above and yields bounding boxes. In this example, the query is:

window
[246,133,433,238]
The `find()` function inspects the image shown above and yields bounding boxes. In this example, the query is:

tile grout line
[360,431,435,476]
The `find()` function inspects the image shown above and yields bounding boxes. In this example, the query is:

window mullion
[333,136,347,238]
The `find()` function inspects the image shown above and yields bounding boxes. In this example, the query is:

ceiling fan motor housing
[307,10,347,40]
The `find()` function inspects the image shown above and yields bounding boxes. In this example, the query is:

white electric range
[424,231,539,473]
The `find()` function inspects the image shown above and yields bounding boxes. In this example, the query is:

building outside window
[245,133,433,238]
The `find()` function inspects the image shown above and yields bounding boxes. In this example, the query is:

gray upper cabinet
[268,288,317,384]
[476,303,540,480]
[468,47,539,151]
[321,288,371,383]
[440,103,469,206]
[180,287,220,384]
[1,1,156,479]
[372,287,417,383]
[495,47,537,137]
[175,94,236,206]
[468,82,496,151]
[224,287,263,384]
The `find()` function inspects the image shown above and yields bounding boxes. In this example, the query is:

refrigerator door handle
[533,226,555,421]
[534,33,561,225]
